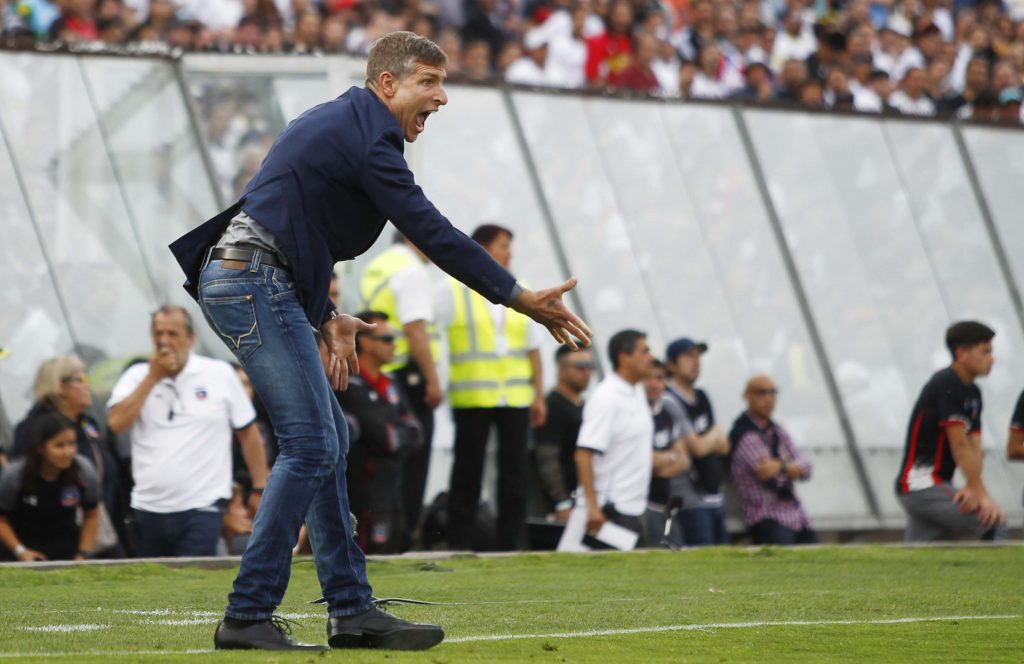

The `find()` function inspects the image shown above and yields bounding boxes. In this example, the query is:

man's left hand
[530,396,548,428]
[321,314,377,390]
[246,491,262,516]
[510,279,592,349]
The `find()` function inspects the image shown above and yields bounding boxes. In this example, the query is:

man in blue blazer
[169,31,591,652]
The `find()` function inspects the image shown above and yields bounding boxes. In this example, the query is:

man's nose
[437,85,448,106]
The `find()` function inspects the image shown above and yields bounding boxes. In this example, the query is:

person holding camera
[728,374,817,545]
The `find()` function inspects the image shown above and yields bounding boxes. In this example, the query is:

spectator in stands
[641,359,691,547]
[731,60,775,101]
[729,374,817,545]
[585,0,633,87]
[106,305,269,557]
[776,57,809,102]
[888,66,937,115]
[798,78,824,107]
[665,338,730,546]
[943,57,990,113]
[12,356,122,557]
[574,329,653,542]
[461,0,507,64]
[612,30,660,93]
[440,224,547,551]
[0,413,100,561]
[532,344,594,523]
[462,38,493,80]
[678,59,698,98]
[1000,86,1023,121]
[48,0,97,41]
[770,7,815,73]
[544,3,588,88]
[506,28,549,86]
[290,9,322,53]
[896,321,1006,542]
[691,42,727,98]
[335,311,423,554]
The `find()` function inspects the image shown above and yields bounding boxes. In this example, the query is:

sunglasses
[61,375,86,384]
[368,334,396,344]
[751,388,779,396]
[564,361,594,370]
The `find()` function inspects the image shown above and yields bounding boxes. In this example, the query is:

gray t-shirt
[216,211,290,266]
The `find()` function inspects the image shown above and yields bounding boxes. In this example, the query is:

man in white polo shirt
[108,305,269,557]
[573,329,654,543]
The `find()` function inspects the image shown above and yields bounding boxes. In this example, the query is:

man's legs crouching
[899,484,1007,542]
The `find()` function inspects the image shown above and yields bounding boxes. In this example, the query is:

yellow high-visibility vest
[447,278,534,409]
[359,245,440,372]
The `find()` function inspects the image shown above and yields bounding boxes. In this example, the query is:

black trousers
[394,362,435,547]
[448,407,530,551]
[748,519,819,545]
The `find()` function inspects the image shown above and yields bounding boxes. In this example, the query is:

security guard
[438,224,547,551]
[359,232,441,545]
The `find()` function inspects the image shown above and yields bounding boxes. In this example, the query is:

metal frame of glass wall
[2,49,1022,530]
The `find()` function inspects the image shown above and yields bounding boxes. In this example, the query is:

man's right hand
[149,348,180,380]
[18,548,47,562]
[585,505,606,535]
[510,279,593,350]
[955,486,1004,528]
[424,377,443,409]
[321,314,377,391]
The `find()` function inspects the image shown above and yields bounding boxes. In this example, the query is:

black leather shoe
[327,604,444,650]
[214,617,328,651]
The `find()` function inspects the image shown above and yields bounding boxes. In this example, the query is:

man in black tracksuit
[336,311,423,554]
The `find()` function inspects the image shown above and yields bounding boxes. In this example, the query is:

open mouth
[415,111,430,132]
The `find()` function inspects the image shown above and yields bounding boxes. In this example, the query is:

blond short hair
[32,355,86,405]
[366,31,448,84]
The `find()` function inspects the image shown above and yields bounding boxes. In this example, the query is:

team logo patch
[371,523,390,544]
[83,420,101,439]
[60,486,81,508]
[195,387,208,401]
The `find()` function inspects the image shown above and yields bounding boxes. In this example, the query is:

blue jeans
[198,255,373,620]
[133,504,224,557]
[675,506,728,546]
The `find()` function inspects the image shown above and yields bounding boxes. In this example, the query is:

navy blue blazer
[169,86,516,327]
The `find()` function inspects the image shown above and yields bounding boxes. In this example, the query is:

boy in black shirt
[896,321,1005,541]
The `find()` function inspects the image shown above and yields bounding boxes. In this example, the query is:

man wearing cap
[664,337,730,546]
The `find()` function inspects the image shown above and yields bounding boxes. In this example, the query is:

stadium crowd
[3,0,1024,121]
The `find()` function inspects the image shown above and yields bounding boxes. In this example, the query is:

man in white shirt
[574,329,654,542]
[108,306,268,557]
[505,28,550,87]
[888,67,937,116]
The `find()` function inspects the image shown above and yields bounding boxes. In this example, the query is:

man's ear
[377,71,396,97]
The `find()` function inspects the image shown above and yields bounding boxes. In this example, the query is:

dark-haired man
[169,31,591,651]
[334,312,422,554]
[573,330,654,542]
[896,321,1005,542]
[439,223,547,552]
[532,345,594,522]
[1007,388,1024,523]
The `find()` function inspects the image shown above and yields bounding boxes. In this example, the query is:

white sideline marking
[1,613,1018,657]
[446,614,1023,643]
[17,625,109,634]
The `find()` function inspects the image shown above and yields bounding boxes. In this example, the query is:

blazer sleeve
[359,131,517,305]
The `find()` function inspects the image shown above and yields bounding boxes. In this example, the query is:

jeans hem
[225,610,274,621]
[327,601,375,618]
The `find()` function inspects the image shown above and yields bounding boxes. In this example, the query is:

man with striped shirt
[896,321,1005,542]
[729,374,816,545]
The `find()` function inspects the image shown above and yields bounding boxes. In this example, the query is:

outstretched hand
[321,314,377,391]
[510,278,592,349]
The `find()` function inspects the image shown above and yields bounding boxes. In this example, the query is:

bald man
[727,375,817,545]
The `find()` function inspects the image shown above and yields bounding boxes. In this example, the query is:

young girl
[0,413,100,561]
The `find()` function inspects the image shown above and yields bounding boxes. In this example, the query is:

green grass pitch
[0,545,1021,662]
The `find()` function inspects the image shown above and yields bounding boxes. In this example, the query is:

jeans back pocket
[201,293,262,363]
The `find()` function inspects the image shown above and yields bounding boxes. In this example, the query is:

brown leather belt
[209,246,286,269]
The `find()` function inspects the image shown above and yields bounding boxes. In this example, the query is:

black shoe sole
[215,640,328,651]
[328,627,445,651]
